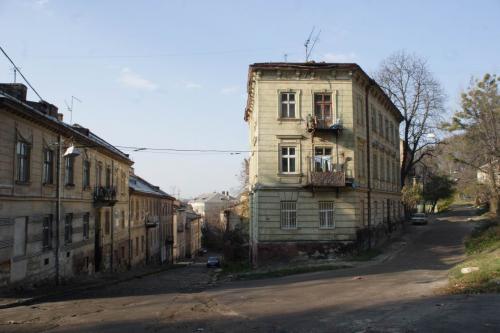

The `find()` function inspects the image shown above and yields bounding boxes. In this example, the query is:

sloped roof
[190,192,236,203]
[0,88,132,164]
[129,174,174,199]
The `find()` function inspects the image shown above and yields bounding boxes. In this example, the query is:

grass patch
[447,220,500,294]
[348,248,382,261]
[221,261,251,274]
[235,264,350,281]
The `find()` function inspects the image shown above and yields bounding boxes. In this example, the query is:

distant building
[173,202,202,260]
[129,174,175,266]
[189,191,237,230]
[0,83,133,286]
[244,63,404,265]
[477,160,500,186]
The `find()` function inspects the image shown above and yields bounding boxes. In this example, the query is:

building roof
[190,192,237,203]
[0,86,132,164]
[129,174,174,199]
[244,62,404,123]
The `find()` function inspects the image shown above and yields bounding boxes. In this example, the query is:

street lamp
[55,139,80,284]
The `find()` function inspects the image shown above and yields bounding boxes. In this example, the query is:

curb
[0,262,191,310]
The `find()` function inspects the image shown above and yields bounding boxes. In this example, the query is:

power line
[0,45,44,101]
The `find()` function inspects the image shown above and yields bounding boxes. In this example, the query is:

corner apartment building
[173,202,202,260]
[244,63,404,265]
[129,174,175,266]
[0,83,133,286]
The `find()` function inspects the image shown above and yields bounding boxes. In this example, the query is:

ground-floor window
[280,201,297,229]
[319,201,335,228]
[42,214,53,249]
[64,213,73,244]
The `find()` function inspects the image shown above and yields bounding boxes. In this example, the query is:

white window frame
[319,201,335,229]
[280,92,296,118]
[280,146,297,174]
[280,201,297,229]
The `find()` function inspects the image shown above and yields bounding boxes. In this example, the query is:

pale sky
[1,0,499,197]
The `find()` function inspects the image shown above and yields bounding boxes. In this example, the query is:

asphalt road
[1,205,499,333]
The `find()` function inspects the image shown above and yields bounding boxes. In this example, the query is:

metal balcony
[309,171,347,187]
[307,115,343,133]
[93,186,117,207]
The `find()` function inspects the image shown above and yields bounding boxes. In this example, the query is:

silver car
[411,213,428,225]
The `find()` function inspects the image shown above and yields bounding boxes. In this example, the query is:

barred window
[280,201,297,229]
[280,92,296,118]
[42,215,53,249]
[319,201,335,228]
[83,213,90,240]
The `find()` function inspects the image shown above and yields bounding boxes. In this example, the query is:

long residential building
[244,63,404,265]
[129,174,175,265]
[0,83,134,286]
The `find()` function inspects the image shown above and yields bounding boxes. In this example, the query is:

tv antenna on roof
[64,95,82,124]
[11,66,20,83]
[304,26,321,62]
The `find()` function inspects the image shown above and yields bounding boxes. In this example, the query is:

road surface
[1,205,499,332]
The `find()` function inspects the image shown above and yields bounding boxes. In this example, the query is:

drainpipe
[365,80,374,249]
[55,135,62,285]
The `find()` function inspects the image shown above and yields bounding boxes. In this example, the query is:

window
[314,147,332,172]
[356,95,364,126]
[16,141,30,182]
[280,146,296,174]
[121,210,125,229]
[394,125,399,147]
[43,149,54,184]
[64,213,73,244]
[361,200,366,226]
[378,113,383,137]
[141,235,145,253]
[319,201,335,228]
[371,105,376,132]
[97,163,103,187]
[64,156,74,185]
[105,211,111,235]
[280,92,296,118]
[135,237,139,256]
[13,217,27,257]
[384,118,389,140]
[387,122,394,143]
[314,93,332,121]
[83,213,90,240]
[42,215,53,249]
[280,201,297,229]
[373,152,379,179]
[83,160,90,188]
[373,201,378,224]
[105,166,111,187]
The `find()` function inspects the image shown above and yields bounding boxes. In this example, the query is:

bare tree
[445,74,500,215]
[374,50,446,186]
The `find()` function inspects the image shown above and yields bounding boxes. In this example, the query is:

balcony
[93,186,117,207]
[146,216,159,228]
[309,171,347,187]
[307,115,343,133]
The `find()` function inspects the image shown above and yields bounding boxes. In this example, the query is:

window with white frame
[280,92,296,118]
[280,201,297,229]
[280,146,296,174]
[314,147,332,172]
[319,201,335,228]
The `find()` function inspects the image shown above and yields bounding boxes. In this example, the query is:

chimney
[27,100,59,118]
[0,83,28,101]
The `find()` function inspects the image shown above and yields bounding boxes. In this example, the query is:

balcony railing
[307,115,343,133]
[93,186,117,207]
[310,170,346,187]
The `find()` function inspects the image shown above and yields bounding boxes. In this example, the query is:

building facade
[173,202,202,260]
[129,174,175,266]
[0,83,133,286]
[244,63,404,265]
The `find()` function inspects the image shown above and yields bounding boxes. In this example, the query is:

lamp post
[55,137,80,285]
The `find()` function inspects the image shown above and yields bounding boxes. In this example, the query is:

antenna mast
[304,27,321,62]
[64,95,82,124]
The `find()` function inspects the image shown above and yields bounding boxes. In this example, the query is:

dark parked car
[411,213,428,225]
[206,256,221,268]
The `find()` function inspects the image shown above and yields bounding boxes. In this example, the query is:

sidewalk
[0,261,193,309]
